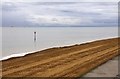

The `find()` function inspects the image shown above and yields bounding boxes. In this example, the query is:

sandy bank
[1,37,120,78]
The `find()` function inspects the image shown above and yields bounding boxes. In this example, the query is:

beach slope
[1,38,120,78]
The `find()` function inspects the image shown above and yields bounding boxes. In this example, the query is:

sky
[1,0,119,27]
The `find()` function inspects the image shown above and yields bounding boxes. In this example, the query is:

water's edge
[1,37,118,61]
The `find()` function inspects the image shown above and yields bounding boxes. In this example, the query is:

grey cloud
[60,10,101,17]
[30,2,78,5]
[1,2,118,27]
[2,2,18,11]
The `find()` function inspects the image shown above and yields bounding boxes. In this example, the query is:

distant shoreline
[1,26,118,28]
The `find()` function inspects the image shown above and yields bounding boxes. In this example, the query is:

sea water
[1,27,118,60]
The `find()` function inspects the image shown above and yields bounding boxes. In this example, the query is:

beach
[1,37,120,78]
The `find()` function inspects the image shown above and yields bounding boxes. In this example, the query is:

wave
[0,51,37,61]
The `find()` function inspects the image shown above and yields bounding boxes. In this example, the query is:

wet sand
[1,37,120,78]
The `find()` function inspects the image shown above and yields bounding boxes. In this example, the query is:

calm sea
[1,27,118,60]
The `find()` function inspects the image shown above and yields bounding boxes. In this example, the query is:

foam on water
[0,51,38,61]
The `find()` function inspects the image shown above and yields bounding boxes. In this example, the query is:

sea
[0,27,118,60]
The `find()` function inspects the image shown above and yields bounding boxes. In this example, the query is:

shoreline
[2,37,120,77]
[1,37,118,61]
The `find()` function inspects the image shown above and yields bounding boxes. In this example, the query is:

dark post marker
[34,31,37,42]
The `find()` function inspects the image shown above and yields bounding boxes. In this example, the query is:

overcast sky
[1,0,119,27]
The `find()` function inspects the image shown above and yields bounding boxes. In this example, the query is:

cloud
[27,15,83,26]
[1,1,118,27]
[2,0,119,2]
[2,2,18,11]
